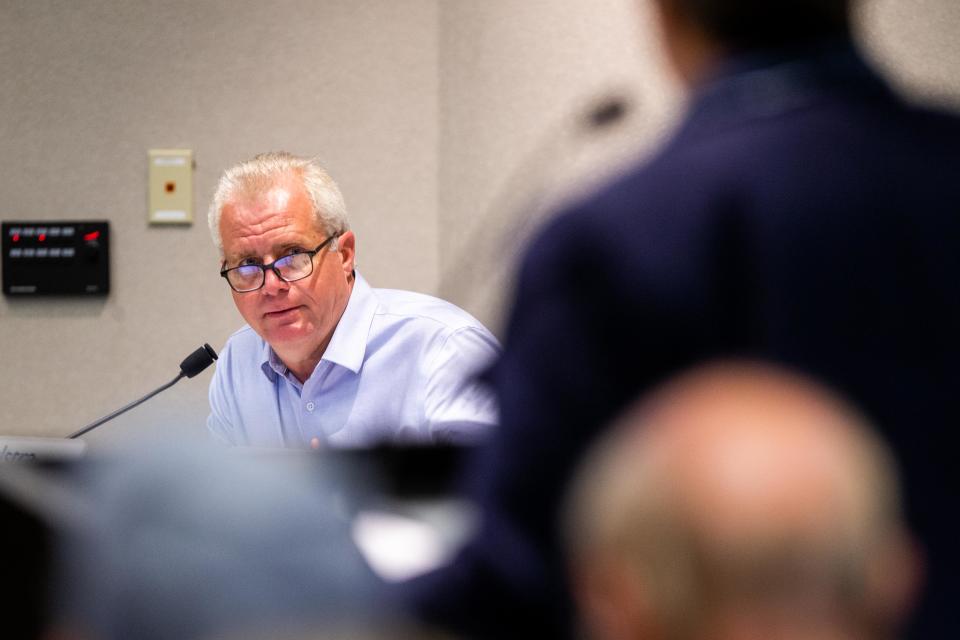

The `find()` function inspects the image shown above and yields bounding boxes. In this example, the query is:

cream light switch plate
[148,149,193,225]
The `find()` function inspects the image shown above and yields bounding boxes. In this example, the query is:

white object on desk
[352,499,478,582]
[0,436,87,463]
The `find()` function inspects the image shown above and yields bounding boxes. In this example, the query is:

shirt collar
[258,272,378,380]
[260,340,289,380]
[319,272,378,373]
[261,337,285,381]
[681,38,892,136]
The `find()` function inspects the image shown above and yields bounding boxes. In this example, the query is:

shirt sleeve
[207,342,237,446]
[422,325,500,444]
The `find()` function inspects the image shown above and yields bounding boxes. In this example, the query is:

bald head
[566,362,919,640]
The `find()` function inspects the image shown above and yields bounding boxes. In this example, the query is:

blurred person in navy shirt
[410,0,960,637]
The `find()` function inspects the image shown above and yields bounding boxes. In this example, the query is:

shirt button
[306,401,315,412]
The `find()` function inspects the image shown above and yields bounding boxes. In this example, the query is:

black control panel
[2,221,110,296]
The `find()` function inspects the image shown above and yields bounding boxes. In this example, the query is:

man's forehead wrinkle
[239,211,294,239]
[220,199,311,264]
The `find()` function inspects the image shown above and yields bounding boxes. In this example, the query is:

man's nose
[261,266,289,295]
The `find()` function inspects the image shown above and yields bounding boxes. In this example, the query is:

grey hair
[208,152,350,255]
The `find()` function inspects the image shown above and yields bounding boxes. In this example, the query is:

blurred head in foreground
[648,0,851,87]
[565,362,920,640]
[46,441,414,640]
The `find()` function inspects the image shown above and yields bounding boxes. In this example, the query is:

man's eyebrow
[223,250,258,266]
[225,241,311,265]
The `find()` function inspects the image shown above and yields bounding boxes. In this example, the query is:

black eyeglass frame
[219,234,339,293]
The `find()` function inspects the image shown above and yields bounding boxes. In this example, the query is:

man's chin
[256,312,311,342]
[262,323,310,344]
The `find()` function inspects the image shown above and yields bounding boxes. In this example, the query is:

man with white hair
[565,362,920,640]
[207,152,498,448]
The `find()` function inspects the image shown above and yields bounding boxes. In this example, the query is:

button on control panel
[2,221,110,295]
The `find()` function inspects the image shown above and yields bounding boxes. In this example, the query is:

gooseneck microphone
[68,343,218,439]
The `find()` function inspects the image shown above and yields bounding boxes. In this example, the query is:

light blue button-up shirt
[207,274,500,448]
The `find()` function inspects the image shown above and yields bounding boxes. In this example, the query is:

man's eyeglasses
[220,235,338,293]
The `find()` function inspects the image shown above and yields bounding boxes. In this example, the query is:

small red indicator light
[12,234,19,242]
[83,231,100,242]
[38,233,46,242]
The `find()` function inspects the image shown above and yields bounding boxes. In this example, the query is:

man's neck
[282,338,332,384]
[276,274,356,383]
[654,1,725,90]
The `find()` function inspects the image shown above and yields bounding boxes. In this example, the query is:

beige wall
[437,0,960,331]
[0,0,439,442]
[437,0,680,332]
[1,0,958,443]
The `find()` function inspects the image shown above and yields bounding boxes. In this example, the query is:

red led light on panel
[12,234,19,242]
[38,233,46,242]
[83,231,100,241]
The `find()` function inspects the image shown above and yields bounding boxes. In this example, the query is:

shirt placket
[300,361,334,447]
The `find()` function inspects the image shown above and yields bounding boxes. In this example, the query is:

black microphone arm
[68,343,218,440]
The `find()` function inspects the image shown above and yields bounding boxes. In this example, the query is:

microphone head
[179,343,219,378]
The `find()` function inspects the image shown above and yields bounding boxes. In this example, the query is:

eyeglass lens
[227,252,314,291]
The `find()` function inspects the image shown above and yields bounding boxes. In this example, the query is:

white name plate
[0,436,87,463]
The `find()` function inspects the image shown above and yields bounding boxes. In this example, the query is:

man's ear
[574,556,660,640]
[337,230,356,277]
[865,530,925,632]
